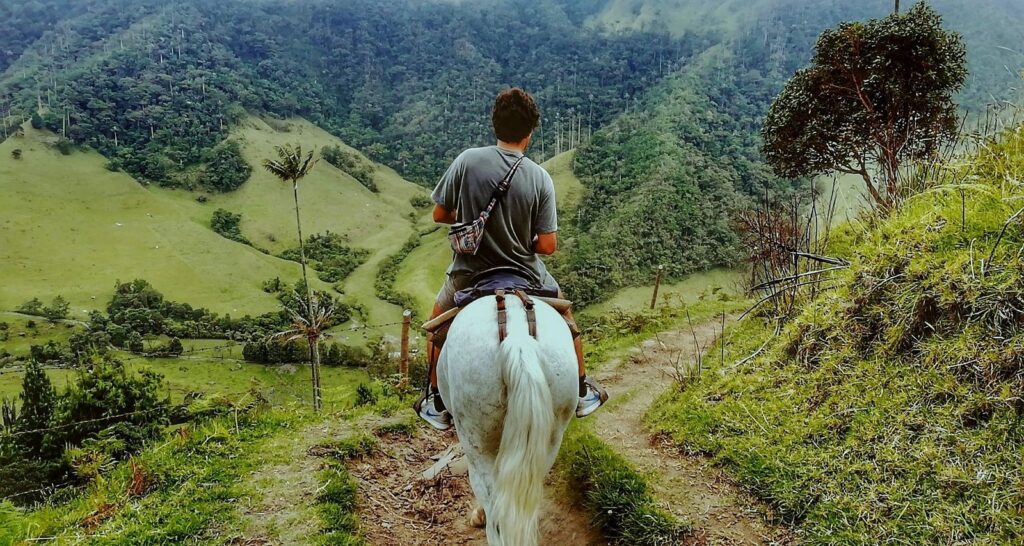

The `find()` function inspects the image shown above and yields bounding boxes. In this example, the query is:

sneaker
[576,376,609,418]
[415,390,453,431]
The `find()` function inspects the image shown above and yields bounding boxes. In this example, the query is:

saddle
[423,276,580,350]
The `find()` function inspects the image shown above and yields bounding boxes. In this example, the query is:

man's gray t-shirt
[431,145,557,285]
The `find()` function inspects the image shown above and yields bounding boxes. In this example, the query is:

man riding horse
[415,87,608,430]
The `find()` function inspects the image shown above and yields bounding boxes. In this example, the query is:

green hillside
[649,128,1024,543]
[0,117,429,323]
[3,0,1022,308]
[0,125,307,317]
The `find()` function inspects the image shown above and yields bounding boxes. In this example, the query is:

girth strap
[495,289,508,342]
[513,289,537,338]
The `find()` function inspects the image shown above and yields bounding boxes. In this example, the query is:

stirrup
[576,377,608,418]
[415,390,453,431]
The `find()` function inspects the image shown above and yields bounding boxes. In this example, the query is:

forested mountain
[0,0,687,186]
[2,0,1023,303]
[550,0,1024,302]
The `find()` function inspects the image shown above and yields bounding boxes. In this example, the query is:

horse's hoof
[469,506,486,528]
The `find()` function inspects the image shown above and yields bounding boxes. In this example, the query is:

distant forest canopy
[550,0,1024,302]
[0,0,694,186]
[2,0,1021,186]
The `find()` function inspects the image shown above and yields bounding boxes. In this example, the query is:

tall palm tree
[263,144,325,412]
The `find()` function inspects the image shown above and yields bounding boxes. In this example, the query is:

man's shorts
[435,272,561,314]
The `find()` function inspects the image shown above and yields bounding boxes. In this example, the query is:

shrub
[242,339,308,364]
[43,295,70,321]
[279,232,369,283]
[29,341,68,364]
[262,277,284,293]
[54,138,74,155]
[355,383,376,407]
[17,297,44,316]
[210,208,249,244]
[201,140,251,192]
[0,354,168,504]
[322,145,377,192]
[323,343,371,367]
[410,195,432,208]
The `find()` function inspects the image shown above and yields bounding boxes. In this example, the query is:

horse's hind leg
[470,505,486,528]
[464,451,498,536]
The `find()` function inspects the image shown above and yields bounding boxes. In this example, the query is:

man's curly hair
[492,88,540,143]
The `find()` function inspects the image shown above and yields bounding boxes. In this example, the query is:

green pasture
[0,348,368,409]
[580,267,746,318]
[0,125,311,318]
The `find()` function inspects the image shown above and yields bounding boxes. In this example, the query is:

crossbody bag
[447,153,525,255]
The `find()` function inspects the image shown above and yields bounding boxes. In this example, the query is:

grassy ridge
[647,128,1024,544]
[558,421,688,545]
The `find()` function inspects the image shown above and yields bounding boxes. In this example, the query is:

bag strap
[479,154,525,222]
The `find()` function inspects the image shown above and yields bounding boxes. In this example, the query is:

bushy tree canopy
[762,2,967,207]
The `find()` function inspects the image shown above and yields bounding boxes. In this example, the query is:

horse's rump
[437,296,577,546]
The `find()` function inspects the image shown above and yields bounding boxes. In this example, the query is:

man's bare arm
[534,232,557,255]
[433,204,456,224]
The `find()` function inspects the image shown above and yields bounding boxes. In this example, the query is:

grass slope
[162,117,429,256]
[0,117,431,331]
[0,125,309,318]
[648,128,1024,544]
[155,115,433,341]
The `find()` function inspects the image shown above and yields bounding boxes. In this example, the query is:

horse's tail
[491,330,553,546]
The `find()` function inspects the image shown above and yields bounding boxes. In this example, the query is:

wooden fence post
[400,309,412,388]
[650,265,665,310]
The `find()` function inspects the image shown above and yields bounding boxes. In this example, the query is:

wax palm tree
[263,144,326,411]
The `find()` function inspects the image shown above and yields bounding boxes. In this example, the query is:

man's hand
[534,232,557,255]
[433,204,456,224]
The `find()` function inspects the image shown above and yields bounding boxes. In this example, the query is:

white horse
[437,294,578,546]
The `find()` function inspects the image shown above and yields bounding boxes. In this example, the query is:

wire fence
[0,405,171,441]
[0,316,411,387]
[0,314,419,503]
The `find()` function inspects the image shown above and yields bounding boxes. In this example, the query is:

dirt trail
[590,319,794,545]
[236,317,791,545]
[352,427,604,545]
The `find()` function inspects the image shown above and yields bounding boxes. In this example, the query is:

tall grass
[647,126,1024,544]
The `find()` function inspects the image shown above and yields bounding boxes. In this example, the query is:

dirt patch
[591,320,795,546]
[351,427,605,545]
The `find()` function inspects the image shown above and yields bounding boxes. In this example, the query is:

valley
[3,0,1024,544]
